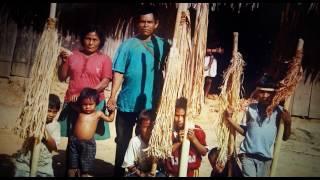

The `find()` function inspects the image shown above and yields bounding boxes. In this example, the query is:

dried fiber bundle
[13,18,61,142]
[216,33,245,165]
[146,3,192,160]
[102,18,134,59]
[187,3,209,117]
[266,39,304,116]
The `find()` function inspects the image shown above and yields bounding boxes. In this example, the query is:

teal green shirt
[113,36,169,112]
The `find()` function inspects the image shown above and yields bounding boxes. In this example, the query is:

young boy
[164,98,208,177]
[14,94,61,177]
[68,87,115,177]
[122,109,165,177]
[225,74,291,177]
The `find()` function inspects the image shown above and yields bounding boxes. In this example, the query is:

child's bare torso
[73,111,100,140]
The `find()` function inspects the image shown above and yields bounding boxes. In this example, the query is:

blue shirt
[113,36,169,112]
[239,103,283,159]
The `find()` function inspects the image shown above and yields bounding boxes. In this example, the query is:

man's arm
[107,72,124,111]
[43,129,58,152]
[281,109,292,141]
[58,58,69,82]
[225,108,245,136]
[94,77,111,93]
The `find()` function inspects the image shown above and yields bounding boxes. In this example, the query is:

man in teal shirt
[107,6,169,176]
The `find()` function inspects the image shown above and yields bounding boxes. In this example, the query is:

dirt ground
[0,77,320,177]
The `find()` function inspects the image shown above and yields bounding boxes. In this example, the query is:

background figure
[58,24,113,176]
[107,6,169,176]
[204,47,224,100]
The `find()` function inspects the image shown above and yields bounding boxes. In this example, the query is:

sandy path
[0,77,320,177]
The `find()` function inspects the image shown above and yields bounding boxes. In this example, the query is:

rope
[47,18,56,29]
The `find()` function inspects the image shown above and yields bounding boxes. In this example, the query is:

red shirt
[165,125,207,177]
[64,50,112,102]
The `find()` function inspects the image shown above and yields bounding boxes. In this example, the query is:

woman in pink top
[57,25,112,176]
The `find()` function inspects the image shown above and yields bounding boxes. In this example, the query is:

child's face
[80,98,96,114]
[174,108,185,130]
[47,107,59,123]
[140,118,153,141]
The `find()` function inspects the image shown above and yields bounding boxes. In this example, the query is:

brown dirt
[0,77,319,177]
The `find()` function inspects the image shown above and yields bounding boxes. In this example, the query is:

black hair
[0,154,16,177]
[77,87,99,106]
[175,97,187,111]
[134,5,159,22]
[49,94,61,110]
[256,73,277,89]
[138,109,155,125]
[208,147,220,158]
[79,24,106,50]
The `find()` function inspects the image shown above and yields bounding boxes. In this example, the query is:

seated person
[122,109,165,177]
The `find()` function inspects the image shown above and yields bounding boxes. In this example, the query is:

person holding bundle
[225,74,292,177]
[164,98,208,177]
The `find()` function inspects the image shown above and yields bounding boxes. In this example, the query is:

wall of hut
[0,2,319,118]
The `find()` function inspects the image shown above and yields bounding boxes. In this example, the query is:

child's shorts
[68,135,96,173]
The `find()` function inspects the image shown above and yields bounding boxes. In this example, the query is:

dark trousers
[113,111,139,177]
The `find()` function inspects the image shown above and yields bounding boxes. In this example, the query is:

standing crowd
[6,5,292,177]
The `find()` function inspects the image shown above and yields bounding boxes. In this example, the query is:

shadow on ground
[53,150,114,177]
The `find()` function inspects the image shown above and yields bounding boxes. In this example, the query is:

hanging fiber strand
[216,32,245,166]
[13,8,61,146]
[102,18,134,59]
[146,3,192,160]
[266,39,304,116]
[184,3,209,118]
[178,4,209,177]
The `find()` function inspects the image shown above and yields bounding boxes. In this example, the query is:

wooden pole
[270,38,304,176]
[29,3,57,177]
[227,32,239,177]
[177,3,191,177]
[269,96,291,177]
[30,128,45,177]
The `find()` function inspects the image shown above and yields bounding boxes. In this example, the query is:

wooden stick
[49,3,56,19]
[177,4,191,177]
[179,115,190,177]
[270,96,292,176]
[30,3,57,177]
[30,128,45,177]
[270,38,303,176]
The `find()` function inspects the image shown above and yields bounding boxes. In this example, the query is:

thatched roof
[1,2,319,85]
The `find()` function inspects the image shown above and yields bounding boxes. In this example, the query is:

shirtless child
[68,87,115,177]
